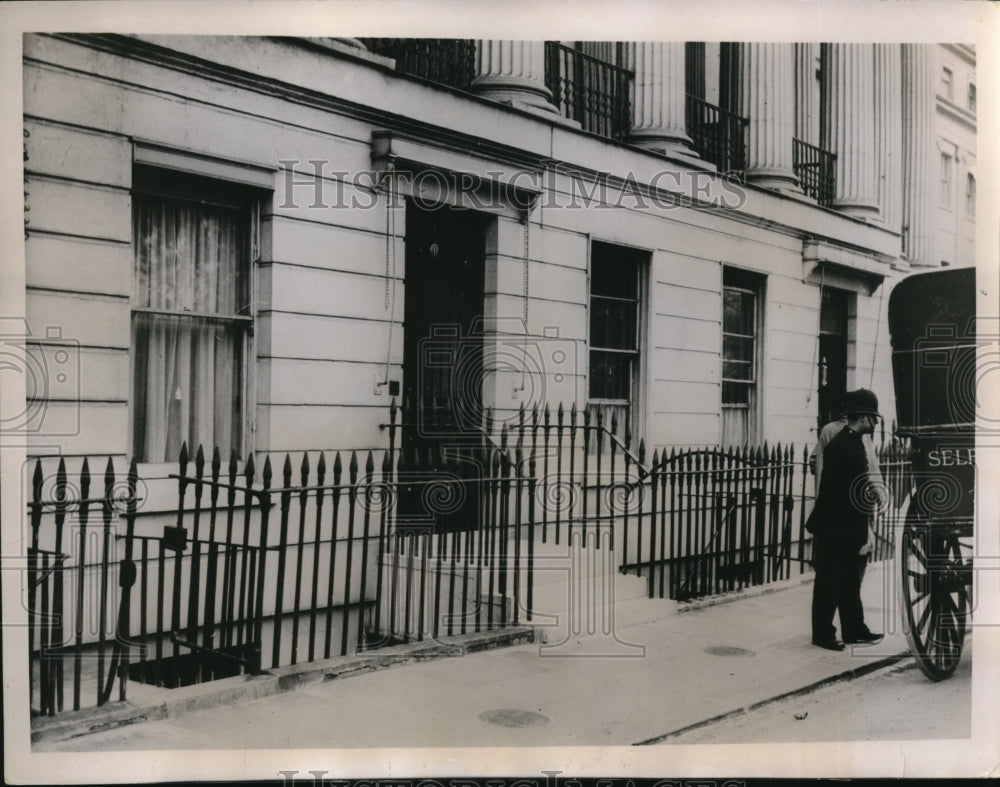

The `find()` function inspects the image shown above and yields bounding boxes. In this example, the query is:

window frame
[966,172,976,217]
[721,266,765,446]
[968,82,976,113]
[129,165,261,466]
[941,67,954,100]
[939,151,954,209]
[586,240,648,439]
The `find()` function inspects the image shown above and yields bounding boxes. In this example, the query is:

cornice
[40,33,899,262]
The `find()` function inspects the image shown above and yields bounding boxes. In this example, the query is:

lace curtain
[132,196,248,463]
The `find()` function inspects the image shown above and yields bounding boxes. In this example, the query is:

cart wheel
[899,520,968,680]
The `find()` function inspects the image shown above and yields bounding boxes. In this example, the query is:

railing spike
[263,455,273,487]
[195,445,205,473]
[316,451,327,484]
[366,450,375,475]
[102,455,113,491]
[334,451,344,481]
[212,446,221,475]
[349,450,359,481]
[245,453,256,485]
[32,459,43,500]
[389,397,398,423]
[179,442,189,473]
[229,449,239,478]
[282,453,293,486]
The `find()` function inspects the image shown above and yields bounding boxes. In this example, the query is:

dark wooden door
[818,289,849,429]
[401,201,487,531]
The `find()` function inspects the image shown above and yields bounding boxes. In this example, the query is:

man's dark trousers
[811,532,866,642]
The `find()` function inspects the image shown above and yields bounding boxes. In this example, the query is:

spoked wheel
[899,518,969,680]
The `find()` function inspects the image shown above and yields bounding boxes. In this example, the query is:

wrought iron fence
[27,457,138,717]
[544,42,633,140]
[685,94,748,179]
[26,402,914,718]
[793,138,837,207]
[360,38,477,89]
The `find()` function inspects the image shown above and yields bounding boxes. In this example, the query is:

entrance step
[515,535,678,653]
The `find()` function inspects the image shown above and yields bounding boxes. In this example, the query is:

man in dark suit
[810,388,885,651]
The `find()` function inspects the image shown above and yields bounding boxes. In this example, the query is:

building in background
[933,43,977,269]
[22,37,968,466]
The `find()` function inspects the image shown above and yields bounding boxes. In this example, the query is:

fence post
[251,455,270,675]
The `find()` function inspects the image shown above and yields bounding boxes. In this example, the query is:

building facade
[22,37,967,472]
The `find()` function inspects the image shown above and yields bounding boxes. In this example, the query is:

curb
[677,573,815,613]
[31,626,535,745]
[631,649,911,745]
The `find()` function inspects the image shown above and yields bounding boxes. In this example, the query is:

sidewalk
[33,549,911,750]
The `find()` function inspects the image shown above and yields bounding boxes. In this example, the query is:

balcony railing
[545,42,633,140]
[360,38,476,89]
[685,94,748,179]
[793,138,837,207]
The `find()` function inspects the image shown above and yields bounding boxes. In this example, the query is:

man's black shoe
[812,638,845,651]
[844,632,883,644]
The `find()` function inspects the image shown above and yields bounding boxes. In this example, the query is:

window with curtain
[588,241,646,441]
[131,167,255,463]
[722,267,764,447]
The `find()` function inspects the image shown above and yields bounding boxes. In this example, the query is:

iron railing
[360,38,476,89]
[545,42,633,140]
[685,94,748,179]
[26,402,914,718]
[793,138,837,207]
[27,457,139,716]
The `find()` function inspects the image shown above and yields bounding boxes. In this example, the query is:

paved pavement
[34,550,920,751]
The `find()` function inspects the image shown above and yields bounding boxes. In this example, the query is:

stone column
[471,40,559,115]
[822,44,879,217]
[901,44,936,266]
[627,42,700,160]
[737,43,801,192]
[874,45,904,235]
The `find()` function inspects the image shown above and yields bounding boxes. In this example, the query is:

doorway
[817,288,849,430]
[401,200,489,531]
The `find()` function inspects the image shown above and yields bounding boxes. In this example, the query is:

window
[939,152,953,208]
[588,242,645,437]
[941,67,953,100]
[722,267,764,447]
[966,173,976,216]
[968,82,976,112]
[131,167,257,463]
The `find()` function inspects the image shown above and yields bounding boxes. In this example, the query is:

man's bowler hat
[843,388,880,417]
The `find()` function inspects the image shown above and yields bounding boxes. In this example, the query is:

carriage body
[888,266,975,680]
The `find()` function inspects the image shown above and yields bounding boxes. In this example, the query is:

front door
[401,201,488,531]
[817,288,849,430]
